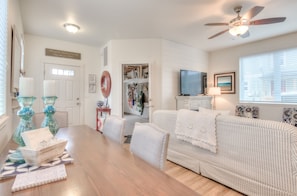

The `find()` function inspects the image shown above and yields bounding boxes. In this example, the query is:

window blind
[240,47,297,104]
[0,0,8,116]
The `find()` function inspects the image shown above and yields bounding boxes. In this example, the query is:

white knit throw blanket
[175,109,218,153]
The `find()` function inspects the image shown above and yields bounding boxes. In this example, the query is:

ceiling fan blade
[249,17,286,25]
[240,30,250,38]
[208,29,229,39]
[242,6,264,20]
[205,23,228,26]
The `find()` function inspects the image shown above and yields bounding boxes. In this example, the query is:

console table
[176,96,212,110]
[0,125,198,196]
[96,107,111,132]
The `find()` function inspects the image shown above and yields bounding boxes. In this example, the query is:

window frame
[0,0,8,117]
[239,47,297,104]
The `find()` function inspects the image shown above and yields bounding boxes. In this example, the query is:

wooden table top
[0,125,198,196]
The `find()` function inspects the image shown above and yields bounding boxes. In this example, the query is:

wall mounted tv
[180,69,207,96]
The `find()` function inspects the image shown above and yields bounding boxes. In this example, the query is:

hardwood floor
[123,142,243,196]
[164,160,243,196]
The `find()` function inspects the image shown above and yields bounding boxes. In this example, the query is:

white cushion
[102,115,125,144]
[130,123,169,170]
[175,109,218,153]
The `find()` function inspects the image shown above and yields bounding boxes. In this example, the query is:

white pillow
[198,107,230,116]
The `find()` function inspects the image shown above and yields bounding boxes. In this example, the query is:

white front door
[44,63,81,126]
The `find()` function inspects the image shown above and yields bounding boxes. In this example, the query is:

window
[240,47,297,103]
[0,0,8,116]
[52,68,74,76]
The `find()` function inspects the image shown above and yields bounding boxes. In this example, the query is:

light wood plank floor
[124,142,243,196]
[164,160,243,196]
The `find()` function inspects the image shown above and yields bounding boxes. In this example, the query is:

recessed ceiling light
[63,23,80,33]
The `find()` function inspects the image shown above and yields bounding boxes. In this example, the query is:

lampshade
[208,87,221,96]
[63,23,80,33]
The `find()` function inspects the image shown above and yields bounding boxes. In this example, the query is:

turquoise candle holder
[42,96,59,135]
[13,96,36,147]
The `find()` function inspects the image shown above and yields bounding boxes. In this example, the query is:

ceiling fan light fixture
[229,18,249,36]
[229,25,249,36]
[63,23,80,33]
[205,6,286,39]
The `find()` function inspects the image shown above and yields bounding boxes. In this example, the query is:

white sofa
[152,109,297,196]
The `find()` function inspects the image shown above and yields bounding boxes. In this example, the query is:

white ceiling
[18,0,297,52]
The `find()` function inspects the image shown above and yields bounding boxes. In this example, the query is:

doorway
[44,63,81,126]
[122,64,150,136]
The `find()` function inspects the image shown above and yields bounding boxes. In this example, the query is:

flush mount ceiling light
[63,23,80,33]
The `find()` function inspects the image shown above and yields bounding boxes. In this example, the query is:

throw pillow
[235,105,259,118]
[283,108,297,127]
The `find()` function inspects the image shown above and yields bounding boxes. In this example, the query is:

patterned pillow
[235,105,259,118]
[283,108,297,127]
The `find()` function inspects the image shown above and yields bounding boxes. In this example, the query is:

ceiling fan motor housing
[229,17,248,27]
[229,18,249,36]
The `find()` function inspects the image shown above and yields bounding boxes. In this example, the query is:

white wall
[209,32,297,121]
[104,39,162,119]
[104,39,208,119]
[13,36,208,133]
[24,35,100,129]
[161,40,208,109]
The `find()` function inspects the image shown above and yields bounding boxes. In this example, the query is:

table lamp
[208,87,221,110]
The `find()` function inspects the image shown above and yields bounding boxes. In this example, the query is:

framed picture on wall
[214,72,235,94]
[88,74,96,93]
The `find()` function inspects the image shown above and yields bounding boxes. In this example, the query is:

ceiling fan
[205,6,286,39]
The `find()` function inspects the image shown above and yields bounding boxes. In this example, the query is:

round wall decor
[100,71,112,98]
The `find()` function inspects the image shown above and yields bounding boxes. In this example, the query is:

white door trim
[43,61,84,126]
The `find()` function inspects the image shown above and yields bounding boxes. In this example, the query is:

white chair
[102,115,126,144]
[130,122,169,170]
[33,111,68,128]
[32,112,44,128]
[54,111,68,128]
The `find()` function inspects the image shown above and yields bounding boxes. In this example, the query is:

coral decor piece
[100,71,112,98]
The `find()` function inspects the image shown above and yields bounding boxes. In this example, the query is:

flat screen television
[180,69,207,96]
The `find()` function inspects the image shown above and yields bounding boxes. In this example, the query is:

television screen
[180,69,207,96]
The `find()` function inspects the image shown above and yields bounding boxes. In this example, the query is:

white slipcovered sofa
[152,109,297,196]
